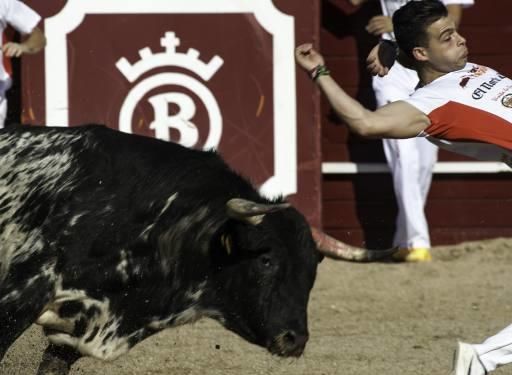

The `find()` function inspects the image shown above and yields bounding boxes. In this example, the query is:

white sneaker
[451,342,487,375]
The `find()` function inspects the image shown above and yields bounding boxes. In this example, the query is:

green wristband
[310,65,330,81]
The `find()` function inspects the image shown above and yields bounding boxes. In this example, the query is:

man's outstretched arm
[295,43,430,139]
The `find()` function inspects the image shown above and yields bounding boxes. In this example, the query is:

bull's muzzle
[268,330,309,357]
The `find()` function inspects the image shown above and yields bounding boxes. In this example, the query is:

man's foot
[392,247,432,262]
[450,342,487,375]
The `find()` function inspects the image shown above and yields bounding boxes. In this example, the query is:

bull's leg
[0,340,10,362]
[0,299,49,361]
[0,276,53,361]
[36,344,81,375]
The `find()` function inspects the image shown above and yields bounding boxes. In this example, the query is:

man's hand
[366,40,398,77]
[365,15,393,36]
[3,42,27,58]
[295,43,325,72]
[3,27,46,58]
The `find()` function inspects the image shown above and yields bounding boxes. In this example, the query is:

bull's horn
[311,227,397,262]
[226,198,290,225]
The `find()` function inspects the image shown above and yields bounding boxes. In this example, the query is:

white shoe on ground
[451,342,487,375]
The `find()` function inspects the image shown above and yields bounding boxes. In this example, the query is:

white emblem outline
[116,32,223,149]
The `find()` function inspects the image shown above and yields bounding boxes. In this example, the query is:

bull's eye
[260,255,272,267]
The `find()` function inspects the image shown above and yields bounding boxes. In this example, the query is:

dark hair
[393,0,448,58]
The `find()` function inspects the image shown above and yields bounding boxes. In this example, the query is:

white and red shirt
[404,63,512,166]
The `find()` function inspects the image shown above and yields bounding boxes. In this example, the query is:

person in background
[349,0,473,262]
[0,0,45,127]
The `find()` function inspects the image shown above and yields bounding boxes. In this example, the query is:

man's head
[394,0,468,73]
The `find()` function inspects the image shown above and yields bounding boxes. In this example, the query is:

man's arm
[3,27,46,58]
[295,44,430,139]
[315,74,429,138]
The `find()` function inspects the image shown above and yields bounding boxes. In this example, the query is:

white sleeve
[402,88,449,116]
[5,0,41,35]
[441,0,474,7]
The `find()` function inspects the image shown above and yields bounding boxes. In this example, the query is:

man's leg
[372,62,428,261]
[383,137,432,261]
[417,137,438,202]
[0,97,7,128]
[473,323,512,372]
[451,342,487,375]
[452,324,512,374]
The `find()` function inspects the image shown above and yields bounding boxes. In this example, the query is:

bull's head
[203,198,320,357]
[134,195,392,359]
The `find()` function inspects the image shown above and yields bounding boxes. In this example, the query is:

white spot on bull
[0,223,45,284]
[0,261,56,303]
[47,323,138,361]
[37,310,75,334]
[69,212,86,227]
[185,282,205,302]
[0,289,20,303]
[139,193,178,241]
[157,205,214,266]
[147,307,224,331]
[0,131,79,285]
[132,263,142,276]
[147,306,199,330]
[146,282,210,330]
[116,250,130,282]
[24,261,57,288]
[38,278,88,309]
[37,281,138,361]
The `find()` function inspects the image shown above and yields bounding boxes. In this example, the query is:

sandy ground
[1,238,512,375]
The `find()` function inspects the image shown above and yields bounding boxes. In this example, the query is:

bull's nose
[272,330,309,357]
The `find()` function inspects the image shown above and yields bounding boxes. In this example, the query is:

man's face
[422,16,468,73]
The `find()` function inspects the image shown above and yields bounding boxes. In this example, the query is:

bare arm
[295,44,430,139]
[316,74,429,138]
[3,27,46,58]
[366,15,393,36]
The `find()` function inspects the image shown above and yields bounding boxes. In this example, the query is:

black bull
[0,125,392,374]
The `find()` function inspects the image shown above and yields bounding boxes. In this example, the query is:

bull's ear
[226,198,290,226]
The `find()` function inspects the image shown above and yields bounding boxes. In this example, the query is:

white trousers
[0,97,7,128]
[473,323,512,372]
[373,62,438,249]
[0,78,12,129]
